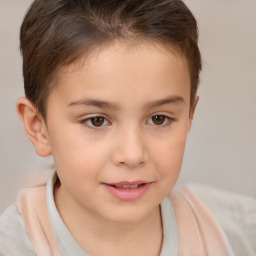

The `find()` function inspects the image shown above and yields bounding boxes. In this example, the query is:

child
[0,0,255,255]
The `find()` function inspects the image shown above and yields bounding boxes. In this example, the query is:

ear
[16,97,52,157]
[188,96,199,131]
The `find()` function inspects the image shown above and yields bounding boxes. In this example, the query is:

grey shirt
[1,172,256,255]
[0,173,178,256]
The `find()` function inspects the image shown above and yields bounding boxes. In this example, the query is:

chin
[106,213,146,224]
[101,203,158,224]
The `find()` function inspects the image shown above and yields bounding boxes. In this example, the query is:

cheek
[152,128,188,178]
[52,136,109,201]
[48,126,110,181]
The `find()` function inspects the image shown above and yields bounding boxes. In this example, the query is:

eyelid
[146,113,175,126]
[79,114,111,129]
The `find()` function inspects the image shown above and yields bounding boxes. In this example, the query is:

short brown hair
[20,0,202,118]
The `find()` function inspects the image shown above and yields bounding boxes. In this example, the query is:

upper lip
[103,181,151,186]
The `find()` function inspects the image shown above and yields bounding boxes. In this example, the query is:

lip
[102,181,152,201]
[107,180,148,186]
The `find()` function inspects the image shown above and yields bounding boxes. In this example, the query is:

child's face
[44,42,192,223]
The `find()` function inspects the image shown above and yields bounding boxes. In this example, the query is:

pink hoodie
[14,175,234,256]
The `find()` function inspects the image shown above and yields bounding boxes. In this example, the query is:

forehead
[49,41,190,109]
[58,41,188,77]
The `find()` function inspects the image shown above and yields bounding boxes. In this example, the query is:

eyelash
[80,116,110,129]
[80,114,175,129]
[146,115,174,127]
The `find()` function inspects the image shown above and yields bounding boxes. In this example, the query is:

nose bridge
[112,124,148,168]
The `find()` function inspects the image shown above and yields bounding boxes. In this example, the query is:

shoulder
[0,204,35,256]
[185,183,256,256]
[0,182,48,256]
[0,171,58,256]
[168,185,235,255]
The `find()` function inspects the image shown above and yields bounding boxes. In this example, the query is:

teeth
[129,184,139,188]
[115,184,139,188]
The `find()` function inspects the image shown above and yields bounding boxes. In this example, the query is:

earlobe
[188,96,199,131]
[16,97,52,157]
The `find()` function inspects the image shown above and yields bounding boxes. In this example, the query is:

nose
[111,127,148,169]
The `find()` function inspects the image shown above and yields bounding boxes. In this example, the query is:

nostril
[111,138,148,168]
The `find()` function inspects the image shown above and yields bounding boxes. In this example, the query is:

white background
[0,0,256,213]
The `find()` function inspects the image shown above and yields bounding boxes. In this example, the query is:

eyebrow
[68,99,119,110]
[68,96,185,110]
[144,96,185,109]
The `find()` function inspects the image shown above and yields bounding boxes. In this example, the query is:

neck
[54,184,163,256]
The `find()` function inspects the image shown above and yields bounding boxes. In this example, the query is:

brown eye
[81,116,109,128]
[90,116,105,127]
[152,115,166,125]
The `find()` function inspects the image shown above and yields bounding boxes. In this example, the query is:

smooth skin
[17,41,197,256]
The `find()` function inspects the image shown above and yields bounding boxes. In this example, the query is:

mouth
[113,184,145,189]
[102,181,152,201]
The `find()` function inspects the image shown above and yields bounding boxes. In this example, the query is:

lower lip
[103,183,152,201]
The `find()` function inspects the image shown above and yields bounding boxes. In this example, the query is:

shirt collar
[46,171,178,256]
